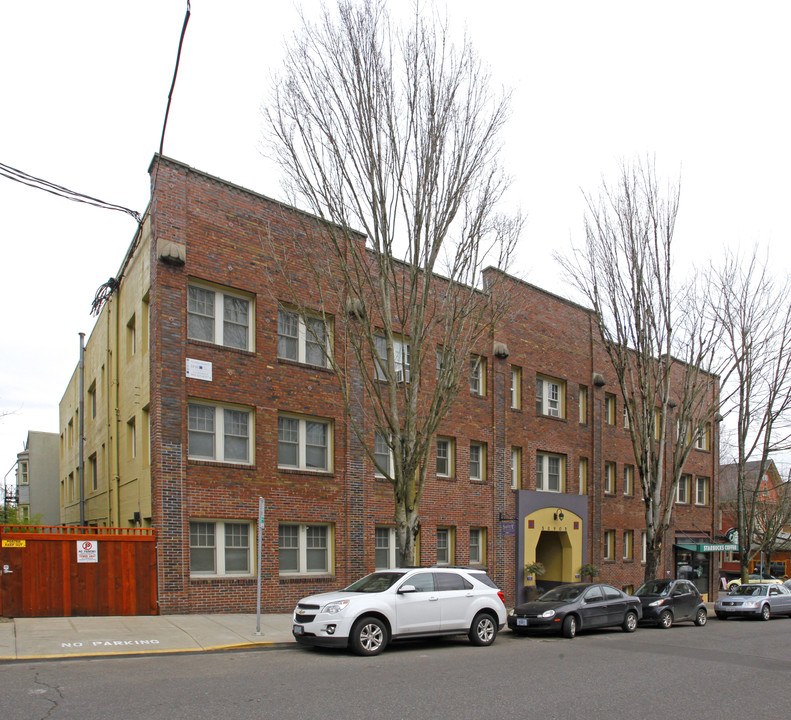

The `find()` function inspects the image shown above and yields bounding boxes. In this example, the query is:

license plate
[517,618,528,626]
[293,624,304,635]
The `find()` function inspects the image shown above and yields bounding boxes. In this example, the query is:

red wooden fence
[0,525,157,617]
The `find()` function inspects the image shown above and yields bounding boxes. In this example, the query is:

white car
[292,567,507,656]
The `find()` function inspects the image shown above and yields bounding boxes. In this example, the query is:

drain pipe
[78,332,86,526]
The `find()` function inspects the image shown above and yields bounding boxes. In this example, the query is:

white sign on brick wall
[186,358,212,381]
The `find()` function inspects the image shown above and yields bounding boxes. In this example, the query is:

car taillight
[498,590,505,603]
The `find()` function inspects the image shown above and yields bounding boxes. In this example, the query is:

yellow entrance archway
[523,507,583,587]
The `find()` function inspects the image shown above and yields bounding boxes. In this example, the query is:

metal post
[78,332,86,526]
[255,497,265,635]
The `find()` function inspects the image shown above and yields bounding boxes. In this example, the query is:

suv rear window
[469,571,498,589]
[436,573,473,591]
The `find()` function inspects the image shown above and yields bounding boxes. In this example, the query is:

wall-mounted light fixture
[553,509,565,521]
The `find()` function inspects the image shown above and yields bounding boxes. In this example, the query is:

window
[676,474,690,504]
[127,314,136,358]
[279,523,331,575]
[623,530,634,560]
[127,417,137,459]
[604,461,615,494]
[695,477,710,506]
[579,385,588,424]
[278,414,331,472]
[188,283,252,351]
[375,335,410,382]
[375,526,397,569]
[19,505,30,522]
[374,431,392,477]
[89,454,98,492]
[604,394,616,425]
[469,442,487,481]
[510,366,521,409]
[470,355,486,395]
[604,530,615,561]
[88,382,97,419]
[436,437,455,478]
[18,461,28,485]
[537,452,565,492]
[623,465,634,496]
[436,527,455,565]
[277,306,330,366]
[695,423,711,451]
[511,447,522,489]
[189,520,252,576]
[536,375,564,417]
[470,527,487,565]
[188,402,253,464]
[623,403,631,429]
[579,457,588,495]
[641,532,647,563]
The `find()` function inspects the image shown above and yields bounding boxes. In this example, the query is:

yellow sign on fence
[2,539,26,548]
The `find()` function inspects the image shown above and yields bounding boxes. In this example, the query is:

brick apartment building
[58,155,720,613]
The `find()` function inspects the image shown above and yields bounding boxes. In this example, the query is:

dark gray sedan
[715,583,791,620]
[508,583,642,639]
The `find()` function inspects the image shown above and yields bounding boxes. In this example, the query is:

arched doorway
[535,530,569,591]
[522,506,583,598]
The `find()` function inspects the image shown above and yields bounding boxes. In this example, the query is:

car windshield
[732,584,768,596]
[344,572,405,593]
[538,585,585,603]
[635,581,671,597]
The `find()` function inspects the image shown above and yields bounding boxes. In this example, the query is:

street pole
[255,497,265,635]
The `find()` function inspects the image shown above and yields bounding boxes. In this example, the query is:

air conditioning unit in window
[396,368,411,384]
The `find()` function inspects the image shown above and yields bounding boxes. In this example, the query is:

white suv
[292,567,507,656]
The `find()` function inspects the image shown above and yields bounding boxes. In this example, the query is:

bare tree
[709,251,791,582]
[556,159,722,582]
[263,0,520,564]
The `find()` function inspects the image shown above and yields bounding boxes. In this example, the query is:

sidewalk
[0,613,295,662]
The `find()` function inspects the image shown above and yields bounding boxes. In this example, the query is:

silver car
[715,582,791,621]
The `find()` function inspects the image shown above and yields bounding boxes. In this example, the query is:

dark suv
[635,578,707,628]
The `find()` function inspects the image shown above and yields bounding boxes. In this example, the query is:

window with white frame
[695,476,710,505]
[604,461,615,494]
[375,526,397,569]
[375,335,410,382]
[277,306,330,366]
[623,464,634,496]
[19,505,30,522]
[604,394,616,425]
[18,461,28,485]
[579,457,588,494]
[189,520,253,576]
[279,523,331,575]
[695,423,711,451]
[676,474,690,504]
[278,414,331,472]
[469,442,487,481]
[604,530,615,561]
[623,530,634,560]
[536,375,564,417]
[579,385,588,424]
[537,452,564,492]
[511,447,522,489]
[510,366,521,409]
[188,402,253,464]
[470,527,486,565]
[188,283,252,351]
[436,527,455,565]
[641,531,647,563]
[436,437,455,477]
[470,355,486,395]
[374,430,393,477]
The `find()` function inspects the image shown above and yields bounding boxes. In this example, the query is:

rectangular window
[641,532,647,563]
[604,461,615,494]
[188,402,253,464]
[605,394,616,425]
[88,382,97,419]
[18,461,29,485]
[375,526,397,569]
[536,375,565,418]
[695,423,711,451]
[470,527,487,566]
[470,355,486,395]
[279,523,331,575]
[623,403,631,429]
[375,335,410,382]
[676,474,690,504]
[19,505,30,522]
[695,477,710,506]
[127,314,136,358]
[436,437,455,478]
[510,366,521,409]
[189,520,252,576]
[278,414,331,472]
[578,385,588,424]
[537,452,565,492]
[374,431,392,477]
[188,283,253,351]
[623,530,634,560]
[89,454,98,492]
[623,465,634,496]
[469,442,487,481]
[277,306,331,367]
[604,530,615,561]
[511,447,522,489]
[127,417,137,459]
[579,457,588,495]
[436,527,455,565]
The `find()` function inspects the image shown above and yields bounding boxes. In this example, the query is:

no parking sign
[76,540,98,563]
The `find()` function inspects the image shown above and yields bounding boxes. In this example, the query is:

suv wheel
[469,612,497,646]
[350,616,388,656]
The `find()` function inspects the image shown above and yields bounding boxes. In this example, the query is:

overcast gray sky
[2,0,789,479]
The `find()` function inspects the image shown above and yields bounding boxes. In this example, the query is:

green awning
[676,542,738,553]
